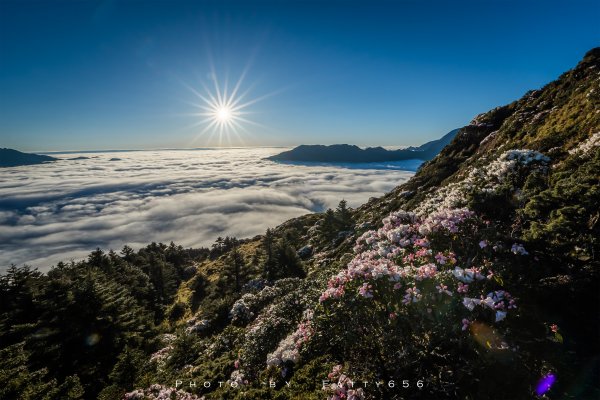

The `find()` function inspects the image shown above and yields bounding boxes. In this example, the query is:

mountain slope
[124,48,597,399]
[1,49,598,400]
[377,48,599,217]
[267,129,459,163]
[173,48,598,399]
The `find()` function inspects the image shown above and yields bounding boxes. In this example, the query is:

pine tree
[274,238,305,279]
[0,265,41,344]
[22,268,154,397]
[108,346,145,390]
[0,342,84,399]
[321,208,338,239]
[262,229,280,281]
[223,241,246,292]
[210,236,225,258]
[120,245,134,261]
[335,199,353,230]
[88,248,106,268]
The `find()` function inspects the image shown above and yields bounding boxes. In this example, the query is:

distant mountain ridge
[0,148,57,167]
[267,129,459,163]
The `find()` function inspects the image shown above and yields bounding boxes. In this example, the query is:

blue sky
[1,0,598,151]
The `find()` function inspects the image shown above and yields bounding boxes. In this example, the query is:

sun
[215,106,232,122]
[183,69,276,146]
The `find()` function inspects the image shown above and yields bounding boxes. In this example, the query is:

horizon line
[11,143,418,154]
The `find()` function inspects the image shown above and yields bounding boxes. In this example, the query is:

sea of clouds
[0,148,418,272]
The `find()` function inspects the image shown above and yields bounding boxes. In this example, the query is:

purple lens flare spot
[535,373,556,396]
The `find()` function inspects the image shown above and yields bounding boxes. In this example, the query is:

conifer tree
[321,208,337,238]
[335,199,353,230]
[0,342,84,400]
[262,229,277,280]
[223,240,246,292]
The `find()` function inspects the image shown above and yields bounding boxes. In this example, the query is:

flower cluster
[149,346,173,365]
[418,208,475,235]
[452,266,485,283]
[229,282,293,325]
[228,369,248,388]
[358,283,374,298]
[319,206,519,333]
[462,290,516,322]
[229,297,254,324]
[124,384,200,400]
[415,149,550,215]
[266,309,314,367]
[402,286,422,304]
[323,364,365,400]
[320,209,475,305]
[239,279,320,371]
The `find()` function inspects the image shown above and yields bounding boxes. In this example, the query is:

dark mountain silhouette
[267,129,459,163]
[0,148,57,167]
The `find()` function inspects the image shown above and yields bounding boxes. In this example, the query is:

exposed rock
[296,245,313,259]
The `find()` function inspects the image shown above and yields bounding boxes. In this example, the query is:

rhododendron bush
[270,207,539,398]
[318,208,519,327]
[414,149,550,216]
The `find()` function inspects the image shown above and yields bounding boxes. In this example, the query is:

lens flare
[85,333,101,346]
[470,321,507,350]
[535,373,556,396]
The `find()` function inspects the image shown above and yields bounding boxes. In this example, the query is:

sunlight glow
[216,106,232,122]
[182,66,277,147]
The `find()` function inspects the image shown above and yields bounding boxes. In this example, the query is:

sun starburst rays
[183,70,269,147]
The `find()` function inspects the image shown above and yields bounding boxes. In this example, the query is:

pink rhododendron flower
[436,283,452,296]
[462,318,472,331]
[435,252,447,265]
[328,364,343,380]
[358,283,373,298]
[402,286,422,304]
[414,238,429,247]
[462,297,479,311]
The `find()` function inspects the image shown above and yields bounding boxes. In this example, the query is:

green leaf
[554,332,564,343]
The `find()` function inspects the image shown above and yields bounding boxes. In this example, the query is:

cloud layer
[0,148,416,272]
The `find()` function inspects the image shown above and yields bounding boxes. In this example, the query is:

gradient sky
[1,0,598,151]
